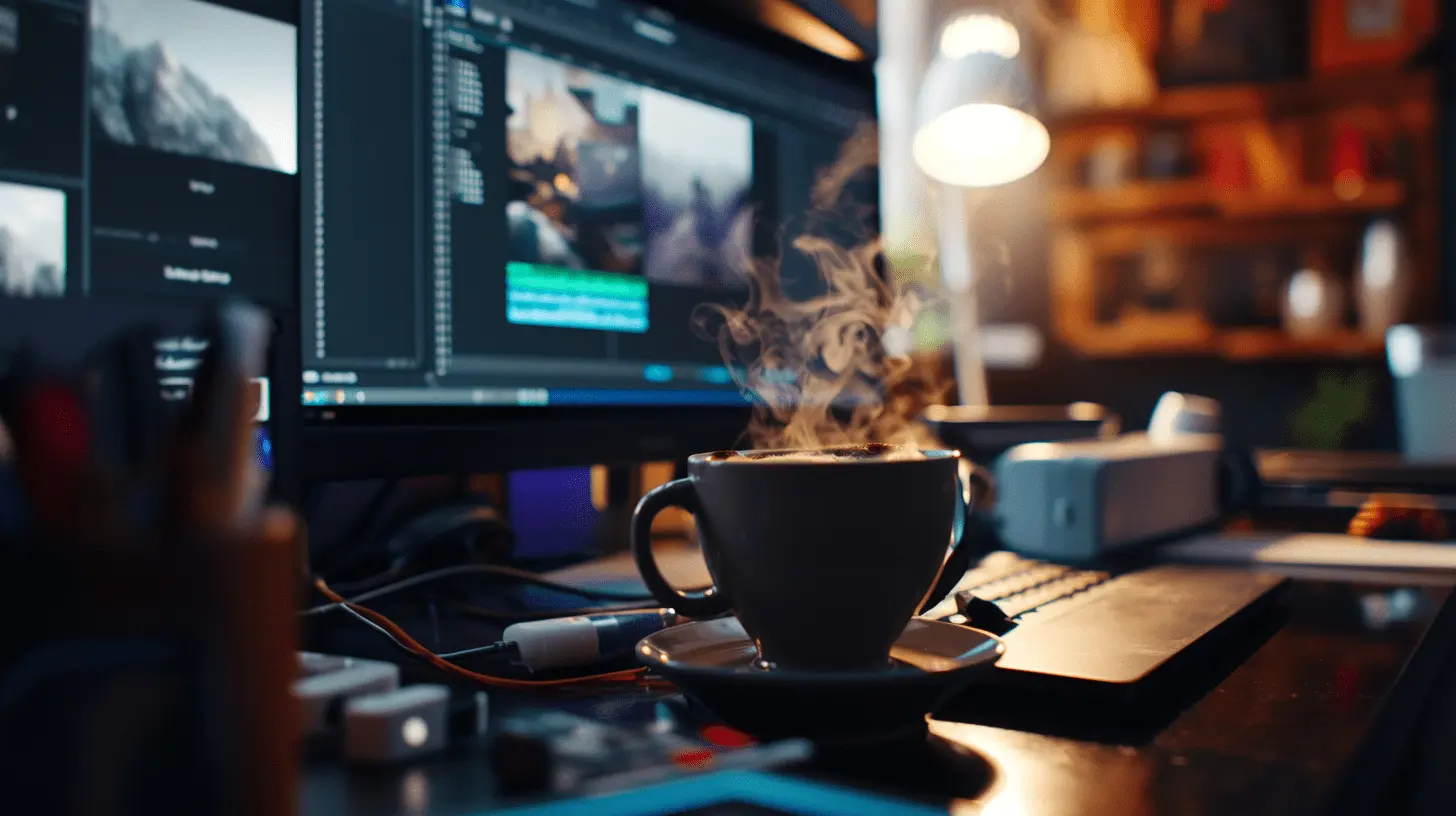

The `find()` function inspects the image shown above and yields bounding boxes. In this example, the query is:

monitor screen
[0,0,300,490]
[303,0,874,412]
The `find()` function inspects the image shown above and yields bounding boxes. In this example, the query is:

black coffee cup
[631,446,965,672]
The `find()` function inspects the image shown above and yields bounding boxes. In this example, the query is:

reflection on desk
[1166,533,1456,573]
[929,580,1456,816]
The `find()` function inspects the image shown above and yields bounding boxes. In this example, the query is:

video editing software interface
[0,0,299,467]
[305,0,872,409]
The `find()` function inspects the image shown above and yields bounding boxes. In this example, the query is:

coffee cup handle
[631,478,732,619]
[919,463,997,615]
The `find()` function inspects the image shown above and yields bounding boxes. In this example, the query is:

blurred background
[400,0,1453,557]
[853,0,1446,452]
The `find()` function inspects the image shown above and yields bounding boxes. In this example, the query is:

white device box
[293,658,400,737]
[993,433,1223,562]
[344,684,451,764]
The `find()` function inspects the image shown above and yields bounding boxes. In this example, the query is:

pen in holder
[0,299,298,816]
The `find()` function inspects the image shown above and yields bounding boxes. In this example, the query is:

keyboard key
[972,565,1072,600]
[997,572,1110,618]
[1013,575,1116,623]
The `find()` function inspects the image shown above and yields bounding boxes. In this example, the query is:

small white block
[298,651,353,676]
[344,684,450,764]
[292,660,400,737]
[470,691,490,736]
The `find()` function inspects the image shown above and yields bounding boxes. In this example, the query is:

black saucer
[638,618,1004,742]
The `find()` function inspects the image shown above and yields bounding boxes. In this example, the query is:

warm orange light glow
[758,0,865,61]
[553,173,579,198]
[1334,170,1366,201]
[591,465,609,511]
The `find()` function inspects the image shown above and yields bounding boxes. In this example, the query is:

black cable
[313,478,401,578]
[299,563,656,616]
[447,599,649,622]
[332,599,425,663]
[324,565,407,596]
[315,579,654,687]
[437,641,517,661]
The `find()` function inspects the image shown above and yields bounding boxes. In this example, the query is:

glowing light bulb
[913,103,1050,187]
[401,716,430,748]
[940,14,1021,59]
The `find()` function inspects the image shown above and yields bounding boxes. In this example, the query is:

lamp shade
[913,16,1049,188]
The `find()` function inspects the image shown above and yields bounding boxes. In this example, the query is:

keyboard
[555,545,1289,699]
[929,551,1114,625]
[925,552,1289,696]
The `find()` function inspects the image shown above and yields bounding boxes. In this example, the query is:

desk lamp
[914,10,1048,406]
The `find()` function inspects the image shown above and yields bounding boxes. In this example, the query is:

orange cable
[313,577,664,690]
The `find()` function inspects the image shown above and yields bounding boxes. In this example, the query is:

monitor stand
[591,465,644,554]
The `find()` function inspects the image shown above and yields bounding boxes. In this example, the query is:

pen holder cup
[0,522,300,816]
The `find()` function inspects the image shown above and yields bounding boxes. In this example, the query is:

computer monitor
[0,0,301,501]
[302,0,877,479]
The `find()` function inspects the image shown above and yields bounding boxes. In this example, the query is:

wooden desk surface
[303,565,1456,816]
[930,579,1456,816]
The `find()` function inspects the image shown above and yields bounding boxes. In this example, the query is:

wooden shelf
[1216,180,1406,219]
[1064,325,1385,361]
[1049,70,1434,131]
[1218,329,1385,360]
[1051,180,1405,224]
[1058,310,1215,358]
[1050,182,1213,222]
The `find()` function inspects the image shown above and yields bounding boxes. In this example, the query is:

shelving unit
[1050,179,1405,224]
[1214,181,1406,220]
[1048,70,1438,361]
[1218,329,1385,361]
[1060,325,1386,361]
[1048,70,1434,130]
[1050,182,1213,222]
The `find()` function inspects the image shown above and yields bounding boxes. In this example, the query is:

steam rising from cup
[692,125,949,451]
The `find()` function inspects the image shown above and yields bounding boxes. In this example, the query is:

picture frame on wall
[1157,0,1305,87]
[1312,0,1438,74]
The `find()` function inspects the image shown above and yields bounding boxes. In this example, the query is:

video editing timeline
[0,0,299,466]
[304,0,873,409]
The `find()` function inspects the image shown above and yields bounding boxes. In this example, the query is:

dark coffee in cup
[710,442,929,464]
[631,444,962,672]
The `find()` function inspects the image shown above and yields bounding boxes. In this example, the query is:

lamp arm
[937,184,990,407]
